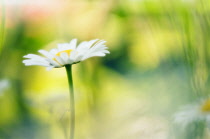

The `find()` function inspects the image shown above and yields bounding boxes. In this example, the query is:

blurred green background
[1,0,210,138]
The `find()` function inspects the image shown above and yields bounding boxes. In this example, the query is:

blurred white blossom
[174,99,210,129]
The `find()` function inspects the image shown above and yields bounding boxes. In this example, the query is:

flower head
[174,98,210,129]
[23,39,110,70]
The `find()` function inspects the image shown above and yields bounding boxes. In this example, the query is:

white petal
[54,56,65,65]
[49,48,59,55]
[101,50,110,54]
[60,52,69,64]
[69,39,77,50]
[82,40,108,58]
[93,40,106,47]
[69,50,77,63]
[93,46,109,52]
[90,40,106,50]
[76,39,98,51]
[76,42,88,51]
[38,50,54,59]
[89,39,99,44]
[23,55,49,64]
[23,54,44,59]
[82,52,106,61]
[89,41,107,53]
[74,54,84,62]
[23,60,50,67]
[86,39,99,49]
[45,59,61,67]
[23,59,50,66]
[89,52,106,57]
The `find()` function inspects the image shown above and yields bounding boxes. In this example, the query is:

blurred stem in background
[182,8,199,99]
[0,20,46,138]
[0,0,5,55]
[174,1,210,138]
[80,62,104,138]
[182,2,209,99]
[185,121,205,139]
[5,23,36,138]
[65,65,75,139]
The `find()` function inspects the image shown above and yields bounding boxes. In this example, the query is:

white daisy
[174,99,210,129]
[23,39,110,70]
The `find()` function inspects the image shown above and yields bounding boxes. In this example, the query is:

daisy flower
[23,39,110,70]
[174,98,210,129]
[22,38,109,139]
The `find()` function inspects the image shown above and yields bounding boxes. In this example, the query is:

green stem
[65,65,75,139]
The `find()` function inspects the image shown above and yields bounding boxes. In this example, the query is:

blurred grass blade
[0,0,5,54]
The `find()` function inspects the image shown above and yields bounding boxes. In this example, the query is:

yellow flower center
[201,99,210,112]
[52,50,73,65]
[56,49,72,56]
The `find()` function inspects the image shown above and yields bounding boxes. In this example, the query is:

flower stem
[65,64,75,139]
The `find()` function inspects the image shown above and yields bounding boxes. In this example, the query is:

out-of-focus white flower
[0,79,9,96]
[23,39,110,70]
[174,99,210,129]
